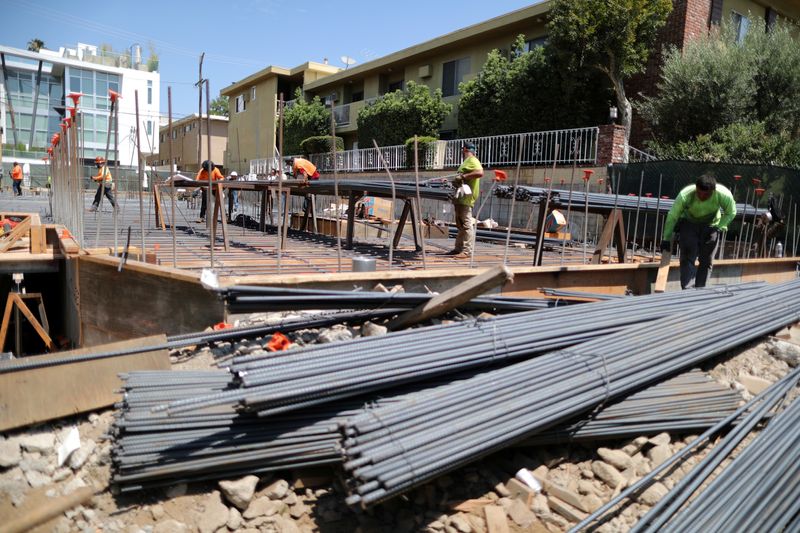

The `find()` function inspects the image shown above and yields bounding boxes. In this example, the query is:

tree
[637,24,756,144]
[458,36,612,137]
[147,43,159,72]
[27,38,45,52]
[640,20,800,165]
[283,89,330,156]
[210,96,229,117]
[357,81,451,147]
[547,0,673,160]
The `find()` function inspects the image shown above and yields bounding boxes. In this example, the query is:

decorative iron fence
[302,127,599,173]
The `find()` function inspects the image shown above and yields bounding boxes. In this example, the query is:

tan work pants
[454,203,476,254]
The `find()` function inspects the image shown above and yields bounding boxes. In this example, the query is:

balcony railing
[333,103,350,126]
[309,127,599,172]
[629,146,658,162]
[249,127,599,175]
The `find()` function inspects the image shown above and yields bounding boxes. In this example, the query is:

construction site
[4,0,800,531]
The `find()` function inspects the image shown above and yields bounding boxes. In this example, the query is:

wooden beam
[0,334,169,431]
[387,265,514,330]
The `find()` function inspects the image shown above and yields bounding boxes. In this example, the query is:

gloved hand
[660,240,672,253]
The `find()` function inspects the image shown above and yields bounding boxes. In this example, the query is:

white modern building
[0,42,160,174]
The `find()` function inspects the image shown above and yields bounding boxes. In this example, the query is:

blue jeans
[12,180,22,196]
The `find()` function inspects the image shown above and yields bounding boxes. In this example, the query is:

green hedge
[299,135,344,156]
[404,136,438,169]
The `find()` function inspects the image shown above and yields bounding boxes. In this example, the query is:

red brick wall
[597,124,627,164]
[629,0,713,148]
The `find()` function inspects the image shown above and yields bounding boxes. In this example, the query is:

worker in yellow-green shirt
[660,175,736,289]
[445,142,484,258]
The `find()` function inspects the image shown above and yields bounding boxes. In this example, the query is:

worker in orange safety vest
[89,156,116,211]
[195,160,224,222]
[10,162,23,196]
[292,157,320,180]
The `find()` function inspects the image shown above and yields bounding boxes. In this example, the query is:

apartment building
[225,0,800,166]
[147,114,228,173]
[0,42,160,172]
[220,62,341,173]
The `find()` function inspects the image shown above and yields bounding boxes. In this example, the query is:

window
[732,12,750,43]
[172,130,177,139]
[387,80,404,93]
[146,120,152,136]
[251,86,256,100]
[235,94,246,113]
[524,37,548,52]
[147,80,153,104]
[351,91,364,102]
[442,58,470,97]
[160,133,164,143]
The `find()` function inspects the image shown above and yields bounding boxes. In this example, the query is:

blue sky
[4,0,540,118]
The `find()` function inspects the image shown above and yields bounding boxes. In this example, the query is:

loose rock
[219,475,260,509]
[227,507,243,530]
[153,520,189,533]
[18,432,55,454]
[263,478,289,500]
[637,482,669,506]
[592,461,624,489]
[361,321,388,337]
[0,439,22,467]
[68,439,96,470]
[197,492,229,533]
[243,497,286,519]
[597,448,633,471]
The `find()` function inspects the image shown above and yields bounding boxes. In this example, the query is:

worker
[292,157,319,180]
[195,160,224,223]
[445,142,484,258]
[228,170,240,214]
[89,157,116,211]
[660,175,736,289]
[10,161,23,196]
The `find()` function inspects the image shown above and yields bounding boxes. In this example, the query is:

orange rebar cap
[67,92,84,106]
[755,188,766,196]
[493,170,508,182]
[212,322,233,331]
[266,332,291,352]
[582,169,594,181]
[109,89,121,102]
[67,107,77,119]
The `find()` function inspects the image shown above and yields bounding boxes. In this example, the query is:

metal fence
[611,159,800,255]
[303,127,599,173]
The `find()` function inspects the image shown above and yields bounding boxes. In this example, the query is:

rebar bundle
[495,185,763,218]
[631,364,800,532]
[337,279,800,508]
[524,369,742,445]
[222,285,563,314]
[157,284,761,418]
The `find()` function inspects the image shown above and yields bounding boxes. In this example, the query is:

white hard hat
[230,171,238,177]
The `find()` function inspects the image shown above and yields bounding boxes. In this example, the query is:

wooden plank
[387,265,514,330]
[654,244,673,293]
[451,498,494,513]
[0,334,169,431]
[484,505,511,533]
[0,217,31,253]
[78,257,223,345]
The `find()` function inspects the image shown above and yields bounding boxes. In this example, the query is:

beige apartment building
[222,0,800,168]
[220,62,341,173]
[147,114,228,173]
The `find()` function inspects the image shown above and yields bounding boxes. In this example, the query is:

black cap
[462,142,476,152]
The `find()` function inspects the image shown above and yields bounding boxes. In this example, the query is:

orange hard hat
[95,156,106,164]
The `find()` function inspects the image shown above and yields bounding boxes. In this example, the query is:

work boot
[443,249,462,255]
[452,252,470,259]
[87,204,98,212]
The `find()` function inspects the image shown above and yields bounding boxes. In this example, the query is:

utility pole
[196,53,205,167]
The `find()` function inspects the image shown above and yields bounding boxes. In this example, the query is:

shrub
[404,136,438,169]
[357,81,451,147]
[283,89,330,156]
